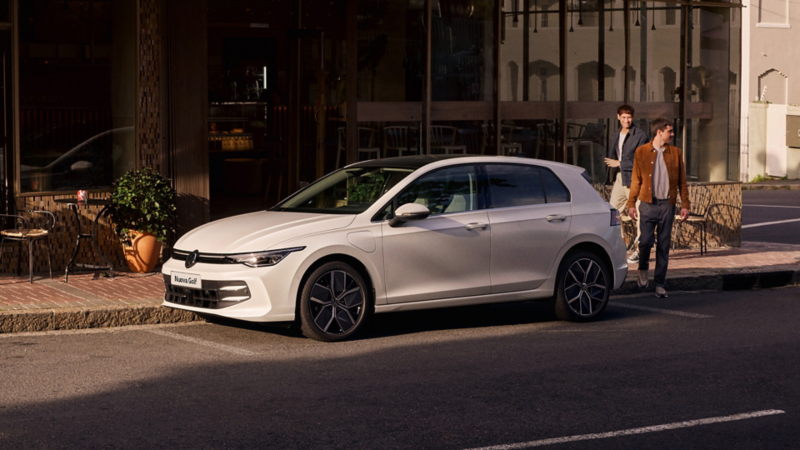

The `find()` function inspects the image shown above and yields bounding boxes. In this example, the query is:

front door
[382,164,491,303]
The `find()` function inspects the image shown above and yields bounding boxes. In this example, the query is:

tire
[299,261,370,342]
[553,251,611,322]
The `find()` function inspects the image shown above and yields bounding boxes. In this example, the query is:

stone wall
[619,181,743,250]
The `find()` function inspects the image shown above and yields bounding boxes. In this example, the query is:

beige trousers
[609,172,641,245]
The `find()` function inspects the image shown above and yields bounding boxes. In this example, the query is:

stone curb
[0,304,202,334]
[742,184,800,190]
[612,269,800,295]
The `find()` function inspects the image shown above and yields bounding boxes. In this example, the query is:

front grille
[171,249,235,265]
[163,275,251,309]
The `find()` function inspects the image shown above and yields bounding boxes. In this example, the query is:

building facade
[741,0,800,181]
[0,0,742,274]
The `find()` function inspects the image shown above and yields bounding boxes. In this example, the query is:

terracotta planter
[123,231,163,273]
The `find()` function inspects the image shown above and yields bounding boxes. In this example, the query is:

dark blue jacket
[607,124,649,187]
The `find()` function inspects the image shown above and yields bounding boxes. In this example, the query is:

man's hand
[604,158,620,168]
[680,208,689,222]
[628,207,638,221]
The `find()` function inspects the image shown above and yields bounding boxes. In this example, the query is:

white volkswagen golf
[162,155,628,341]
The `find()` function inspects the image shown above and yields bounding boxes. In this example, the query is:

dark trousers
[637,199,675,287]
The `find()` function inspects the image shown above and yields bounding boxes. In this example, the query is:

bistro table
[54,198,115,282]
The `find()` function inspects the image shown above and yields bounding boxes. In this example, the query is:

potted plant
[109,167,177,273]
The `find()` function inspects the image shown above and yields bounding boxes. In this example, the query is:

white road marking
[742,218,800,229]
[743,204,800,209]
[610,302,713,319]
[145,328,256,356]
[464,409,785,450]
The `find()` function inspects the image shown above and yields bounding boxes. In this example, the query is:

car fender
[541,231,619,294]
[280,232,387,314]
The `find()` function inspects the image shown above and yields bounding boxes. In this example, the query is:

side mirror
[389,203,430,227]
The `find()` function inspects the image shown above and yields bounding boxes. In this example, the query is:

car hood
[175,211,356,254]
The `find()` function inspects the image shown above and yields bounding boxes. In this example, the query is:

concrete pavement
[1,240,799,334]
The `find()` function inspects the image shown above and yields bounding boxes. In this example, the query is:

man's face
[658,125,674,144]
[617,113,633,130]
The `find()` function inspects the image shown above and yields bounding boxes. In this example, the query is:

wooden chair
[674,183,713,255]
[430,125,466,155]
[0,207,55,283]
[336,127,381,168]
[457,128,485,155]
[499,125,525,156]
[383,126,419,157]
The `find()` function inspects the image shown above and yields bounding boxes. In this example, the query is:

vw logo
[185,250,200,269]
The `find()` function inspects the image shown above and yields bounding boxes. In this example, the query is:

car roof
[347,154,586,176]
[347,154,472,170]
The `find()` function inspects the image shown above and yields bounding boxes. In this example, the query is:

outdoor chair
[0,209,55,283]
[457,128,485,155]
[430,126,466,155]
[336,127,381,168]
[383,126,419,157]
[674,183,713,255]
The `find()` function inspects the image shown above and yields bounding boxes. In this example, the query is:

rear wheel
[554,251,611,322]
[299,261,370,342]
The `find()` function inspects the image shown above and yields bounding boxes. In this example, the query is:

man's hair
[651,117,672,135]
[617,104,635,116]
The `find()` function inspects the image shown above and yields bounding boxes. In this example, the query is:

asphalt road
[742,190,800,244]
[1,287,799,449]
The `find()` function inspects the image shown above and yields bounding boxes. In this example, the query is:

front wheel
[553,251,611,322]
[299,262,370,342]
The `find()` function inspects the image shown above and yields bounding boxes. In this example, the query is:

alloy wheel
[563,258,608,316]
[308,270,365,335]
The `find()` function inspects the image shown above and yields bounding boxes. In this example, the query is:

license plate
[171,271,202,288]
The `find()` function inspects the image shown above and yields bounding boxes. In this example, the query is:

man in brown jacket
[627,117,689,297]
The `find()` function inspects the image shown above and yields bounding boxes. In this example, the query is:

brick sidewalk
[0,272,164,312]
[625,241,800,281]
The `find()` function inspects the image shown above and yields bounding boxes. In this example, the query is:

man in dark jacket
[605,104,649,263]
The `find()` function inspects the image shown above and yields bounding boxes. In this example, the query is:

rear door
[485,163,572,292]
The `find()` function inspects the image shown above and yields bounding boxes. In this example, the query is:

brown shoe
[655,286,668,298]
[637,270,648,289]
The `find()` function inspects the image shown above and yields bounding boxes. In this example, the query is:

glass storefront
[18,0,136,193]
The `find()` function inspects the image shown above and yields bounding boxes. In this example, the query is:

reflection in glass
[19,0,136,192]
[358,0,424,101]
[276,166,414,214]
[432,0,495,101]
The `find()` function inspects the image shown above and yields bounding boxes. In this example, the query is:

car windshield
[273,166,415,214]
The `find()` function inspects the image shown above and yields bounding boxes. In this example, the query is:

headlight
[225,247,305,268]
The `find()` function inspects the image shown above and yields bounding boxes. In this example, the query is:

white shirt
[617,131,627,160]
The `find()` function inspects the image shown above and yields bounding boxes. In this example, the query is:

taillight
[611,209,621,226]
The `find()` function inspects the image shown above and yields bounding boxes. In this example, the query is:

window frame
[373,163,486,222]
[482,162,572,209]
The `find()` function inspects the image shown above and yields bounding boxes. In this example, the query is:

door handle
[546,214,567,222]
[465,222,488,230]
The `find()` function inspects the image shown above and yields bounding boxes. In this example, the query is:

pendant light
[578,0,583,26]
[609,0,614,31]
[651,3,656,30]
[533,0,538,33]
[635,2,640,27]
[569,0,574,31]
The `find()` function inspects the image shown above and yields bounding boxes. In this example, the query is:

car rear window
[540,168,570,203]
[485,164,545,208]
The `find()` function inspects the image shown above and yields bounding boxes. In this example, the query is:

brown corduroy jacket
[627,140,690,210]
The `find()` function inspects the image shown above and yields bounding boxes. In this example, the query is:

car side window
[396,165,478,216]
[486,164,545,208]
[540,168,570,203]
